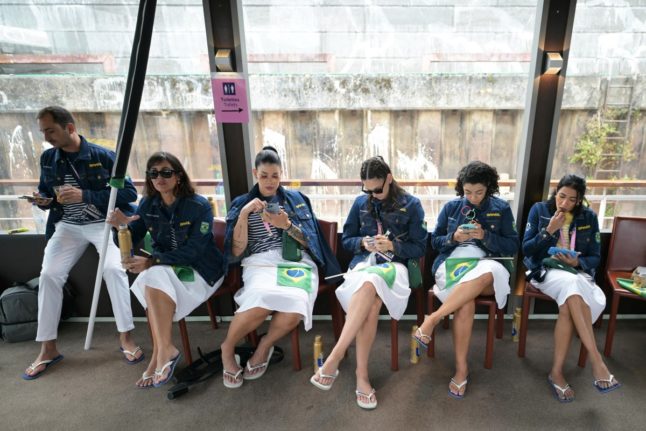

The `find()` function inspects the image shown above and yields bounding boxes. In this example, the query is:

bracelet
[285,220,294,232]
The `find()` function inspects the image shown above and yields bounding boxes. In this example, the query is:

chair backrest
[212,217,227,252]
[317,219,338,254]
[606,216,646,272]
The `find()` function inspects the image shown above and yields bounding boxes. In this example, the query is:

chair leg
[391,319,399,371]
[291,328,302,371]
[330,291,343,341]
[518,293,531,358]
[577,343,588,368]
[178,318,193,365]
[415,288,425,326]
[495,308,504,339]
[427,291,435,358]
[603,292,621,357]
[247,330,259,348]
[206,299,218,330]
[484,303,495,369]
[442,315,450,330]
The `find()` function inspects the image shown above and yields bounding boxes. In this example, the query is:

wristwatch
[539,228,553,241]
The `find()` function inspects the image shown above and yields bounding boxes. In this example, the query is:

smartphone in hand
[459,223,477,231]
[265,202,281,214]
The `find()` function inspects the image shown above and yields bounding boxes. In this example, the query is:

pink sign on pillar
[211,74,250,124]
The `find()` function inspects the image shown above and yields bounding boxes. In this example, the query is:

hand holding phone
[265,202,281,214]
[21,194,53,205]
[548,247,578,258]
[459,223,477,231]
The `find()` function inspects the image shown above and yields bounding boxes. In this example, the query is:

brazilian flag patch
[359,263,396,289]
[200,221,209,234]
[277,264,313,293]
[445,257,479,290]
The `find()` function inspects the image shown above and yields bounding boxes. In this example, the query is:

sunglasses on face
[361,179,387,195]
[146,168,177,179]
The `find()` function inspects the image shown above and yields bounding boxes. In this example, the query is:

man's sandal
[120,346,145,365]
[21,354,64,380]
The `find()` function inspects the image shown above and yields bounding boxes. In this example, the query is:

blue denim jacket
[522,201,601,277]
[224,185,341,277]
[38,136,137,239]
[114,194,226,286]
[431,196,519,274]
[342,193,428,269]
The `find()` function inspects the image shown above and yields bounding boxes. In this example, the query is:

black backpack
[0,277,74,343]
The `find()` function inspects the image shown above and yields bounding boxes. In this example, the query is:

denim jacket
[431,196,519,274]
[115,194,226,286]
[522,201,601,277]
[342,193,428,269]
[224,184,341,277]
[38,136,137,239]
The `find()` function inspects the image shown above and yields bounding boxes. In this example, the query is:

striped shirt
[247,211,282,254]
[61,174,104,225]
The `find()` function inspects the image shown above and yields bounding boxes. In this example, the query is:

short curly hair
[455,161,500,198]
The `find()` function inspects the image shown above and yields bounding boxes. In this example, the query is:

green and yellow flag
[277,264,313,293]
[359,262,396,289]
[445,257,480,289]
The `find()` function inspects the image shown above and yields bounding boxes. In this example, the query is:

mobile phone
[459,223,476,230]
[265,202,281,214]
[19,195,35,201]
[547,247,578,258]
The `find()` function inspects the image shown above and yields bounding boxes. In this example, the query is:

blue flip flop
[153,353,182,388]
[120,346,145,365]
[412,328,431,351]
[593,374,622,394]
[548,375,574,403]
[448,375,470,400]
[22,354,64,380]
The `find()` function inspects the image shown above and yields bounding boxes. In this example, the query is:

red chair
[426,289,504,369]
[603,216,646,357]
[390,257,426,371]
[177,218,241,364]
[518,281,588,368]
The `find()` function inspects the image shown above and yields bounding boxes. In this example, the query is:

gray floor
[2,318,645,431]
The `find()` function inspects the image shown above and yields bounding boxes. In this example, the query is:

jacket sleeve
[578,213,601,273]
[480,205,519,255]
[36,152,55,210]
[522,203,556,257]
[82,151,138,208]
[151,202,214,266]
[341,198,363,254]
[431,204,455,253]
[393,198,427,259]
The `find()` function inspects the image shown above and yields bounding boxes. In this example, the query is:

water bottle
[512,307,522,342]
[117,224,134,262]
[313,335,324,373]
[410,325,420,364]
[31,204,48,234]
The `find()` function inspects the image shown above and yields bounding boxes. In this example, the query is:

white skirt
[433,245,510,309]
[131,265,224,322]
[336,258,411,321]
[530,269,606,322]
[235,249,319,331]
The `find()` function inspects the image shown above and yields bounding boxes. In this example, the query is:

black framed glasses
[146,168,177,179]
[361,179,387,195]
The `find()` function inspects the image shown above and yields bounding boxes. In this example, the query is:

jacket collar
[53,135,91,163]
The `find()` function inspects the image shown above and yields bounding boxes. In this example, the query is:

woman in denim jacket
[220,146,340,388]
[415,161,518,399]
[108,152,226,388]
[310,156,427,409]
[523,174,620,402]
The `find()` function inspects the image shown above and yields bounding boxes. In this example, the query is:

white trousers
[37,222,135,341]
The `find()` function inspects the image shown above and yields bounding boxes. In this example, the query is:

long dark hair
[547,174,588,217]
[254,145,281,168]
[144,152,195,199]
[455,161,500,198]
[360,156,407,212]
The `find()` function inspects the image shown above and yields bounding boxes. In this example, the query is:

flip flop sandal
[22,354,65,380]
[548,375,575,403]
[310,369,340,391]
[412,328,432,350]
[593,374,622,394]
[223,355,243,389]
[120,346,145,365]
[448,376,470,400]
[243,346,274,381]
[153,353,182,388]
[137,372,155,389]
[356,388,377,410]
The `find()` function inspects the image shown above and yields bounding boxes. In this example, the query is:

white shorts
[336,259,411,321]
[131,265,223,321]
[530,269,606,322]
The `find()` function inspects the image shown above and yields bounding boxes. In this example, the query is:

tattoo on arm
[287,224,308,248]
